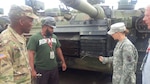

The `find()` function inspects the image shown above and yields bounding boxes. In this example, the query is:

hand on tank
[99,56,103,62]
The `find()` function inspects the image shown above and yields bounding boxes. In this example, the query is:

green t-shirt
[27,32,61,70]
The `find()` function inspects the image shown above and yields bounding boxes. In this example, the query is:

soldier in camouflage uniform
[0,5,37,84]
[99,22,138,84]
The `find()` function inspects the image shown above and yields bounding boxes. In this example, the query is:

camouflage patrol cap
[41,17,56,28]
[107,22,126,35]
[8,5,38,19]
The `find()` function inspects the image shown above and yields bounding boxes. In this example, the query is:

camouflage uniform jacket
[0,26,31,84]
[102,37,138,84]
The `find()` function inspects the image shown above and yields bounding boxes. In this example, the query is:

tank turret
[60,0,105,19]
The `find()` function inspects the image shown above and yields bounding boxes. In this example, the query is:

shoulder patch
[0,54,7,59]
[127,55,132,62]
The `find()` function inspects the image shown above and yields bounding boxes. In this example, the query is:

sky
[0,0,149,15]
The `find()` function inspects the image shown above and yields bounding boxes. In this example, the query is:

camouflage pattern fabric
[9,5,38,19]
[102,37,138,84]
[0,26,31,84]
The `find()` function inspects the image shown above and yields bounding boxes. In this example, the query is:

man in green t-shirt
[27,17,67,84]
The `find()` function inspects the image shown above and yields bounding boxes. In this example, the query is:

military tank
[52,0,147,72]
[53,0,113,73]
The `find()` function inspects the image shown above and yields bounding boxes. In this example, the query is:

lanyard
[47,38,52,48]
[41,32,53,48]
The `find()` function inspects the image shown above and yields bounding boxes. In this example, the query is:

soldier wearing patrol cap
[27,17,67,84]
[99,22,138,84]
[0,4,37,84]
